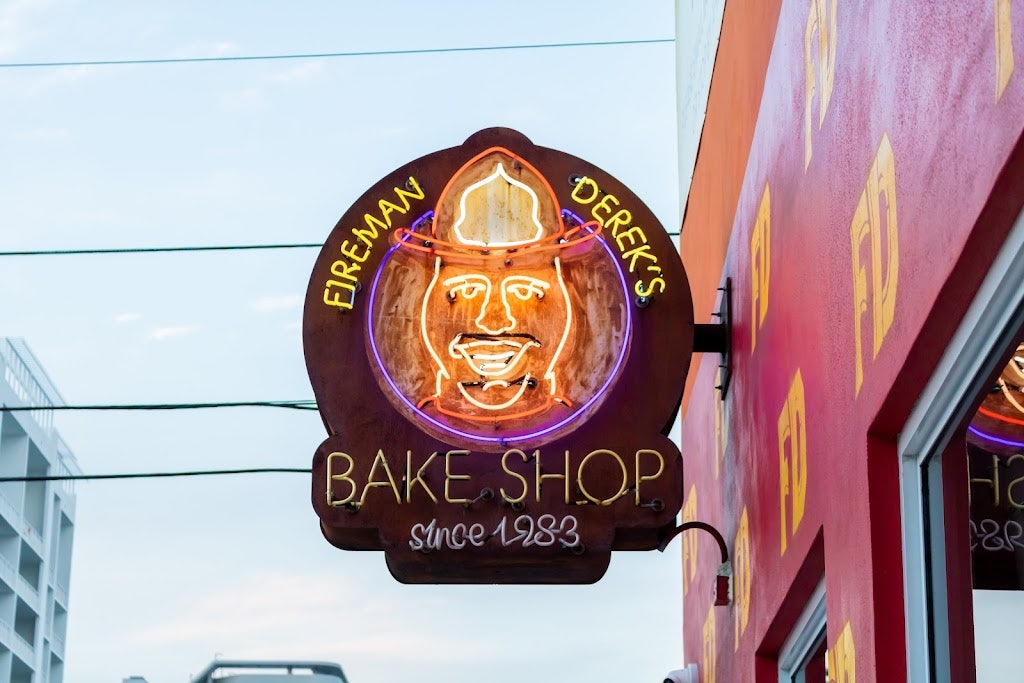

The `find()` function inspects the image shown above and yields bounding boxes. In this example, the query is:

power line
[0,243,321,257]
[0,38,674,69]
[0,232,681,258]
[1,400,318,412]
[0,467,311,482]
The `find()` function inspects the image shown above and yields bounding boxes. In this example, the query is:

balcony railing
[53,582,68,607]
[1,339,59,437]
[11,629,34,665]
[0,490,20,527]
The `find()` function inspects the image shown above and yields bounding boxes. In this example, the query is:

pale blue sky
[0,2,727,682]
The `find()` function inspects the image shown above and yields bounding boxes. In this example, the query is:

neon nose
[474,290,514,335]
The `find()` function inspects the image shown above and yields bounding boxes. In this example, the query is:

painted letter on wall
[852,134,899,396]
[997,0,1015,101]
[734,506,751,650]
[682,485,698,595]
[779,369,808,555]
[751,184,771,353]
[804,0,838,170]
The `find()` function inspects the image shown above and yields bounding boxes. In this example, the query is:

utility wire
[1,400,318,412]
[0,467,311,482]
[0,231,681,258]
[0,243,321,257]
[0,38,674,69]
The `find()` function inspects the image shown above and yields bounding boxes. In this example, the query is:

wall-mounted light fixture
[659,521,732,607]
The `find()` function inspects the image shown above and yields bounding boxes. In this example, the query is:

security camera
[663,663,698,683]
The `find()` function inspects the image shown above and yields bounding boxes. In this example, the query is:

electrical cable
[0,468,311,482]
[0,231,681,258]
[0,38,674,69]
[1,400,318,412]
[0,243,322,257]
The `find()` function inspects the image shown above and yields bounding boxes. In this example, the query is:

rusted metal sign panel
[304,128,693,583]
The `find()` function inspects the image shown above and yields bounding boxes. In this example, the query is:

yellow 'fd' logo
[751,184,770,353]
[804,0,837,170]
[851,134,899,397]
[733,507,751,650]
[827,621,856,683]
[779,369,807,555]
[702,606,717,683]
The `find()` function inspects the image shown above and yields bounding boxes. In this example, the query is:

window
[900,207,1024,681]
[778,580,827,683]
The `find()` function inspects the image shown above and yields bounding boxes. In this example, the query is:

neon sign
[304,128,695,583]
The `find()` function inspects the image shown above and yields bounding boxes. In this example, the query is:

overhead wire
[0,243,322,257]
[0,38,674,70]
[0,468,311,482]
[1,400,318,412]
[0,230,680,258]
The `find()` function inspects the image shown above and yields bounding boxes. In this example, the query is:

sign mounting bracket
[692,277,733,399]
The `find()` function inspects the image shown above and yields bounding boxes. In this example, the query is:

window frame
[898,206,1024,682]
[778,579,827,683]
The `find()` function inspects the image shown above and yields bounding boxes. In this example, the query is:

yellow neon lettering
[353,213,389,248]
[500,449,530,503]
[536,450,571,503]
[971,452,1001,508]
[1007,454,1024,508]
[323,281,354,310]
[734,507,751,651]
[359,449,401,506]
[751,184,770,352]
[405,451,438,504]
[635,278,666,298]
[615,225,648,252]
[330,258,360,282]
[996,0,1014,101]
[852,134,899,396]
[394,176,425,208]
[590,193,621,226]
[570,176,600,204]
[606,209,633,236]
[622,243,657,272]
[326,451,356,506]
[378,199,407,226]
[778,369,807,555]
[339,239,370,264]
[634,449,664,505]
[444,450,472,504]
[577,449,628,506]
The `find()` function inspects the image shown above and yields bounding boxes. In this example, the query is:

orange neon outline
[393,220,602,260]
[427,394,572,423]
[434,146,565,240]
[977,405,1024,426]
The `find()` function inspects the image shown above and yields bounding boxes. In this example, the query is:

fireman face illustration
[393,148,600,425]
[419,247,572,421]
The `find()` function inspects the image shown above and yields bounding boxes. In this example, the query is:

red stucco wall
[680,1,1024,681]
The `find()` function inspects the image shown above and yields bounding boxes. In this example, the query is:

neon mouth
[456,373,533,410]
[449,335,540,378]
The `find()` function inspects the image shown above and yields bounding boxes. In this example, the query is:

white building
[0,339,79,683]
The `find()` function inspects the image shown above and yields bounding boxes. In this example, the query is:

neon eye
[506,282,547,301]
[448,282,485,300]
